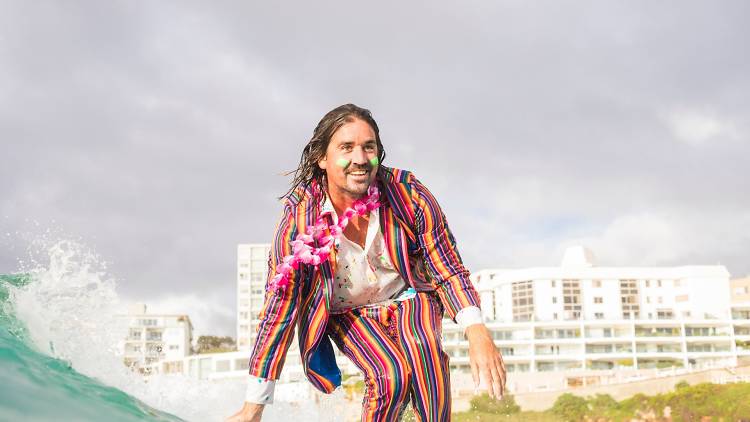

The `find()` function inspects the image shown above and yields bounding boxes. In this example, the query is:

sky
[1,1,748,337]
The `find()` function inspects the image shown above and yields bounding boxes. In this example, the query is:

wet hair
[281,103,386,200]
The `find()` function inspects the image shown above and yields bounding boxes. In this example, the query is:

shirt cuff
[455,306,483,334]
[246,375,276,404]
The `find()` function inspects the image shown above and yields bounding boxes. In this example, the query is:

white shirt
[245,198,482,404]
[328,200,411,312]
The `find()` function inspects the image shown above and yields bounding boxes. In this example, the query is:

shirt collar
[320,193,380,252]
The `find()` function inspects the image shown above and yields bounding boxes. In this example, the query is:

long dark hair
[281,104,386,200]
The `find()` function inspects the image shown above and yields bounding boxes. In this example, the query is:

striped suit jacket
[247,166,481,393]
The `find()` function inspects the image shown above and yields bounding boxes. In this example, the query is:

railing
[635,330,681,337]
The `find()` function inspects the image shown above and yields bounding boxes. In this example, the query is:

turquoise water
[0,240,361,421]
[0,274,185,422]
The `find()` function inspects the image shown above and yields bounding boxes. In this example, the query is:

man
[227,104,505,422]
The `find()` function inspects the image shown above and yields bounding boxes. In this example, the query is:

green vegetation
[452,382,750,421]
[195,335,235,354]
[453,394,556,422]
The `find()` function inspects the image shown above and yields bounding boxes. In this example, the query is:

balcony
[684,327,731,337]
[534,328,581,340]
[686,345,731,353]
[636,344,683,354]
[635,327,681,338]
[585,344,633,354]
[535,345,582,356]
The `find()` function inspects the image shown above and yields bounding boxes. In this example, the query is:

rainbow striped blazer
[247,166,481,393]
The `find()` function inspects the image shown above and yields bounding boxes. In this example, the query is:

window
[620,279,640,318]
[216,360,230,372]
[657,280,662,287]
[593,280,602,288]
[657,296,663,304]
[251,247,268,259]
[239,273,248,280]
[595,312,604,319]
[551,280,556,288]
[137,318,158,326]
[645,280,650,287]
[169,345,179,350]
[512,281,534,322]
[657,310,674,319]
[646,297,651,304]
[552,297,557,304]
[594,297,603,304]
[562,280,582,320]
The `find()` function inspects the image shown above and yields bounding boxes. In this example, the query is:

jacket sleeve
[247,202,302,380]
[410,176,481,321]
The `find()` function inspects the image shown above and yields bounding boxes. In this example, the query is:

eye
[365,144,376,151]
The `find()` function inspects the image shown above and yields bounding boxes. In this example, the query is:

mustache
[346,164,372,173]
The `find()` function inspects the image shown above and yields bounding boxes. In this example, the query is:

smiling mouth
[347,169,369,177]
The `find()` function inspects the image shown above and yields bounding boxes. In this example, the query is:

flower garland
[269,185,381,290]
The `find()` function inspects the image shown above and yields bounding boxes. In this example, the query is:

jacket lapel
[379,181,415,286]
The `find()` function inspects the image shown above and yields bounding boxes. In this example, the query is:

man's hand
[465,323,506,400]
[225,402,265,422]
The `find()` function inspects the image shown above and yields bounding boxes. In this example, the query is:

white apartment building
[119,303,193,370]
[732,276,750,304]
[152,347,359,383]
[237,244,271,351]
[442,246,750,375]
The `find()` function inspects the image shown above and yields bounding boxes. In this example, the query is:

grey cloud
[1,1,748,335]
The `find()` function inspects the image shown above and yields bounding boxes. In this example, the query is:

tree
[469,393,521,415]
[551,393,588,422]
[196,335,236,353]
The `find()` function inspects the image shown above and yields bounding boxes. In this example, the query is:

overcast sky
[1,1,748,337]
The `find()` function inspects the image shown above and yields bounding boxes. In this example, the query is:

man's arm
[410,175,506,399]
[409,176,481,318]
[227,203,303,421]
[247,202,303,382]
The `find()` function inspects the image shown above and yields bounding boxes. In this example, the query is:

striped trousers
[327,291,451,422]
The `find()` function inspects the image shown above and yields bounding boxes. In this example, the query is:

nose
[351,145,368,165]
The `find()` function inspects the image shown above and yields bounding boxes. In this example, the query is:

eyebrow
[337,139,377,146]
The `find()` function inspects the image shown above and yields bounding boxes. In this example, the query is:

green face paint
[369,156,379,167]
[335,158,350,168]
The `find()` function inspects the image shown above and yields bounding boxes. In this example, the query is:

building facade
[119,303,193,370]
[731,276,750,304]
[442,247,750,374]
[237,244,271,351]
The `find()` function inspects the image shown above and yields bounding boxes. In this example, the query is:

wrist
[465,323,488,339]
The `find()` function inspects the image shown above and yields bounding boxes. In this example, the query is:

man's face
[318,118,379,199]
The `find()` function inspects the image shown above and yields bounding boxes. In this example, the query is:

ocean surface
[0,240,352,422]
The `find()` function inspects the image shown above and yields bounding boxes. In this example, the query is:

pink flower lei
[269,185,381,290]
